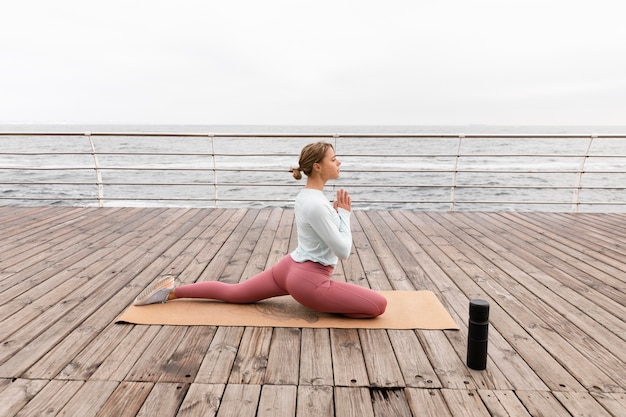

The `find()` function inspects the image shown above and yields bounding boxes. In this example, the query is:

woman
[134,142,387,318]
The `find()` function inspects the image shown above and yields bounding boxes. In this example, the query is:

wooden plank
[370,388,414,417]
[440,389,492,417]
[553,391,616,417]
[341,233,375,289]
[381,211,517,391]
[0,207,99,269]
[480,212,624,308]
[124,326,190,382]
[219,209,267,284]
[408,211,584,392]
[418,330,477,390]
[111,209,232,307]
[499,213,626,343]
[365,211,433,290]
[228,327,273,385]
[0,208,141,309]
[405,388,453,417]
[526,213,625,270]
[215,384,261,417]
[49,323,134,380]
[498,213,626,317]
[0,208,185,348]
[88,325,162,382]
[0,208,97,276]
[358,329,405,388]
[330,329,369,387]
[24,320,134,380]
[387,329,442,389]
[155,326,217,383]
[113,208,216,293]
[0,209,204,377]
[241,207,282,280]
[296,385,334,417]
[196,209,256,284]
[516,390,573,416]
[591,392,626,417]
[0,378,49,417]
[477,390,532,417]
[334,387,375,417]
[257,385,297,417]
[176,209,247,284]
[299,328,334,386]
[56,380,119,417]
[507,212,626,287]
[135,382,189,417]
[353,211,413,291]
[94,381,153,417]
[15,381,84,417]
[157,208,226,278]
[447,212,624,391]
[265,208,294,267]
[264,328,301,385]
[350,211,395,291]
[195,327,245,384]
[0,378,10,392]
[177,383,225,417]
[0,206,54,232]
[0,206,84,237]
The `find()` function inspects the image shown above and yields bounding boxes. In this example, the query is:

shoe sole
[134,276,175,305]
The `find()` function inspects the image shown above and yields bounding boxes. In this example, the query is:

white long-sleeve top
[290,188,352,266]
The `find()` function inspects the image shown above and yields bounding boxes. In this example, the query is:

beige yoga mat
[116,290,459,330]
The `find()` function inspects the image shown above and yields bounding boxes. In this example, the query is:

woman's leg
[173,255,291,303]
[172,255,386,318]
[280,259,387,318]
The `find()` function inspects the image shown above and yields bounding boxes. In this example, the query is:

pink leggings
[174,255,387,318]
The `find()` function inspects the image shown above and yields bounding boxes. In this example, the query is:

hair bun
[290,167,303,180]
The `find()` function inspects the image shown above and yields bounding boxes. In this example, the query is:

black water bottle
[467,299,489,370]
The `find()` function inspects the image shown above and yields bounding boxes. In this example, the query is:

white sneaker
[134,276,175,306]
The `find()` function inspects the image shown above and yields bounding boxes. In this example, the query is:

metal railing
[0,132,625,212]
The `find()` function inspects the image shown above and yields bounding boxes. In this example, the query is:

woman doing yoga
[133,141,387,318]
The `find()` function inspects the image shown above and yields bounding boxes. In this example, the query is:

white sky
[1,0,625,126]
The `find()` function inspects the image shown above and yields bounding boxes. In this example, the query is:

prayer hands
[333,189,352,212]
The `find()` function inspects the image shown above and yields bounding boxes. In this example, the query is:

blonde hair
[289,142,334,180]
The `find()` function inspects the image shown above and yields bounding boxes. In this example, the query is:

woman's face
[316,147,341,180]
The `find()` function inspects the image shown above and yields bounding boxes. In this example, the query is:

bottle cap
[469,299,490,322]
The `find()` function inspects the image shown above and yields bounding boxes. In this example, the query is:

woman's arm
[308,198,352,260]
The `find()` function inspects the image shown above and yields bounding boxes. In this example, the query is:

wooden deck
[0,206,624,416]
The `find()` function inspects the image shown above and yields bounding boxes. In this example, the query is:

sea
[1,124,625,212]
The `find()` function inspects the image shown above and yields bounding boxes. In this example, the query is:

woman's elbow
[336,246,351,260]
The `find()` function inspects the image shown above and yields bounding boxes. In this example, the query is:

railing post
[209,133,218,208]
[450,134,464,211]
[572,135,595,213]
[86,132,105,207]
[332,134,340,195]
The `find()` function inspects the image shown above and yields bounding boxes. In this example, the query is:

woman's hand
[333,189,352,212]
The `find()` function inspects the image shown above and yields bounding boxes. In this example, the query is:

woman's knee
[359,293,387,318]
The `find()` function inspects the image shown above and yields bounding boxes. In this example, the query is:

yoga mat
[116,290,459,330]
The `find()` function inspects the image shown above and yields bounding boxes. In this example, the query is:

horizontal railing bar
[3,167,626,175]
[2,151,626,159]
[2,195,622,206]
[4,181,625,191]
[2,131,626,139]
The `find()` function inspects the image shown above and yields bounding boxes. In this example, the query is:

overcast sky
[1,0,625,126]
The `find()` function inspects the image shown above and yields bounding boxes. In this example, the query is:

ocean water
[1,125,625,212]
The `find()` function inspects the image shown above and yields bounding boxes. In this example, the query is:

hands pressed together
[333,189,352,212]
